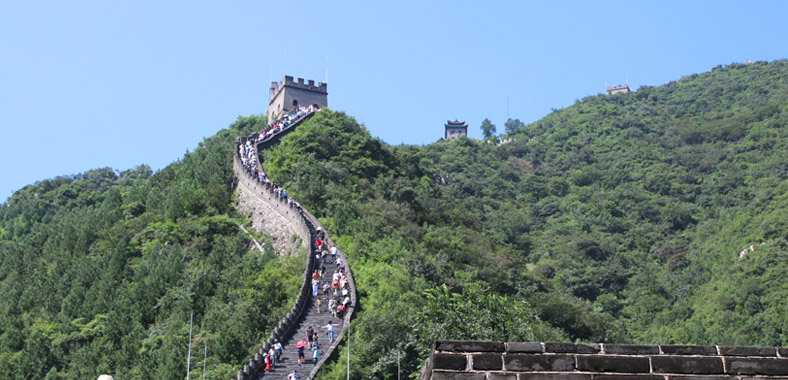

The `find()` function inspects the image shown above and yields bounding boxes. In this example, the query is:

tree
[480,118,496,140]
[504,118,524,135]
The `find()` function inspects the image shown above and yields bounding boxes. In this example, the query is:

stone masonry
[234,158,306,256]
[420,341,788,380]
[232,110,356,380]
[265,76,328,124]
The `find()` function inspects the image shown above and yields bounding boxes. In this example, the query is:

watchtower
[606,84,630,95]
[445,120,468,140]
[265,76,328,124]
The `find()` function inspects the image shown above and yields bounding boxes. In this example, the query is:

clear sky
[2,1,786,201]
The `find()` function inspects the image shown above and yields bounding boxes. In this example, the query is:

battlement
[420,341,788,380]
[265,75,328,125]
[269,75,327,101]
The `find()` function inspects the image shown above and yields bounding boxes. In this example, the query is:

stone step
[254,258,347,380]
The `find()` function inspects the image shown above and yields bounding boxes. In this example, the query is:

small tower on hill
[265,76,328,124]
[606,84,630,95]
[445,120,468,140]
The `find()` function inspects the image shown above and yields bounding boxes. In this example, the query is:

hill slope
[257,60,788,378]
[2,60,788,380]
[0,121,305,379]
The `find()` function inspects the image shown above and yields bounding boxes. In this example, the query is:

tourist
[296,345,304,366]
[274,339,283,362]
[328,297,336,318]
[322,321,338,343]
[312,341,320,365]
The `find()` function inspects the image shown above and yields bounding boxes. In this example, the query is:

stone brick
[576,355,650,373]
[507,342,543,353]
[433,354,467,370]
[488,374,517,380]
[521,374,590,380]
[719,346,776,357]
[604,344,660,355]
[660,345,717,355]
[726,358,788,375]
[545,342,601,354]
[780,347,788,357]
[431,372,487,380]
[504,354,575,371]
[593,376,663,380]
[473,354,503,370]
[652,356,724,374]
[436,341,506,352]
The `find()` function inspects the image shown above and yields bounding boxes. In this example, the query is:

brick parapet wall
[233,153,313,379]
[421,341,788,380]
[234,156,307,256]
[232,109,356,379]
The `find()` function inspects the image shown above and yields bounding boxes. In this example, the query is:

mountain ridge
[2,60,788,379]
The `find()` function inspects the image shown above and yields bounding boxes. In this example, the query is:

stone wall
[420,341,788,380]
[266,76,328,122]
[234,155,307,256]
[231,110,356,379]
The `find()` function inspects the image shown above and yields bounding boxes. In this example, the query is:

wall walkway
[232,110,356,380]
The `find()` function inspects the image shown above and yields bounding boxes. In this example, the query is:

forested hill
[2,60,788,379]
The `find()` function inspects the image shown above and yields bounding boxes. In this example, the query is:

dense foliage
[3,60,788,380]
[258,61,788,379]
[0,117,304,379]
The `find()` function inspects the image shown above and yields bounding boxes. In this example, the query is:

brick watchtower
[265,76,328,125]
[606,84,630,95]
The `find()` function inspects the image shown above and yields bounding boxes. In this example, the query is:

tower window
[292,100,298,107]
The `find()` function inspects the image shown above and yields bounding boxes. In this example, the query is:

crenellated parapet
[269,76,328,98]
[266,76,328,124]
[420,341,788,380]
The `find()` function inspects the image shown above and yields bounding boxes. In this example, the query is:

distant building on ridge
[606,84,630,95]
[445,120,468,140]
[266,76,328,124]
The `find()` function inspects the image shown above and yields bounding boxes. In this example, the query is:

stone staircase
[255,255,346,380]
[232,110,356,380]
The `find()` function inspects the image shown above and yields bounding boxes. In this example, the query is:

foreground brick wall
[420,341,788,380]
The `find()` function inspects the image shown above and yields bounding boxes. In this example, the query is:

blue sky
[2,1,786,201]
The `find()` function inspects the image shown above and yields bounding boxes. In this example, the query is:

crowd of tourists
[253,104,321,144]
[312,235,352,321]
[260,228,350,375]
[239,104,353,379]
[238,105,323,212]
[238,140,259,175]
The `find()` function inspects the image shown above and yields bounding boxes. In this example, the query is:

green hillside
[2,60,788,380]
[0,121,305,379]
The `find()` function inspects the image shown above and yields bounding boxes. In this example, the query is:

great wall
[420,341,788,380]
[232,108,356,380]
[228,77,788,380]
